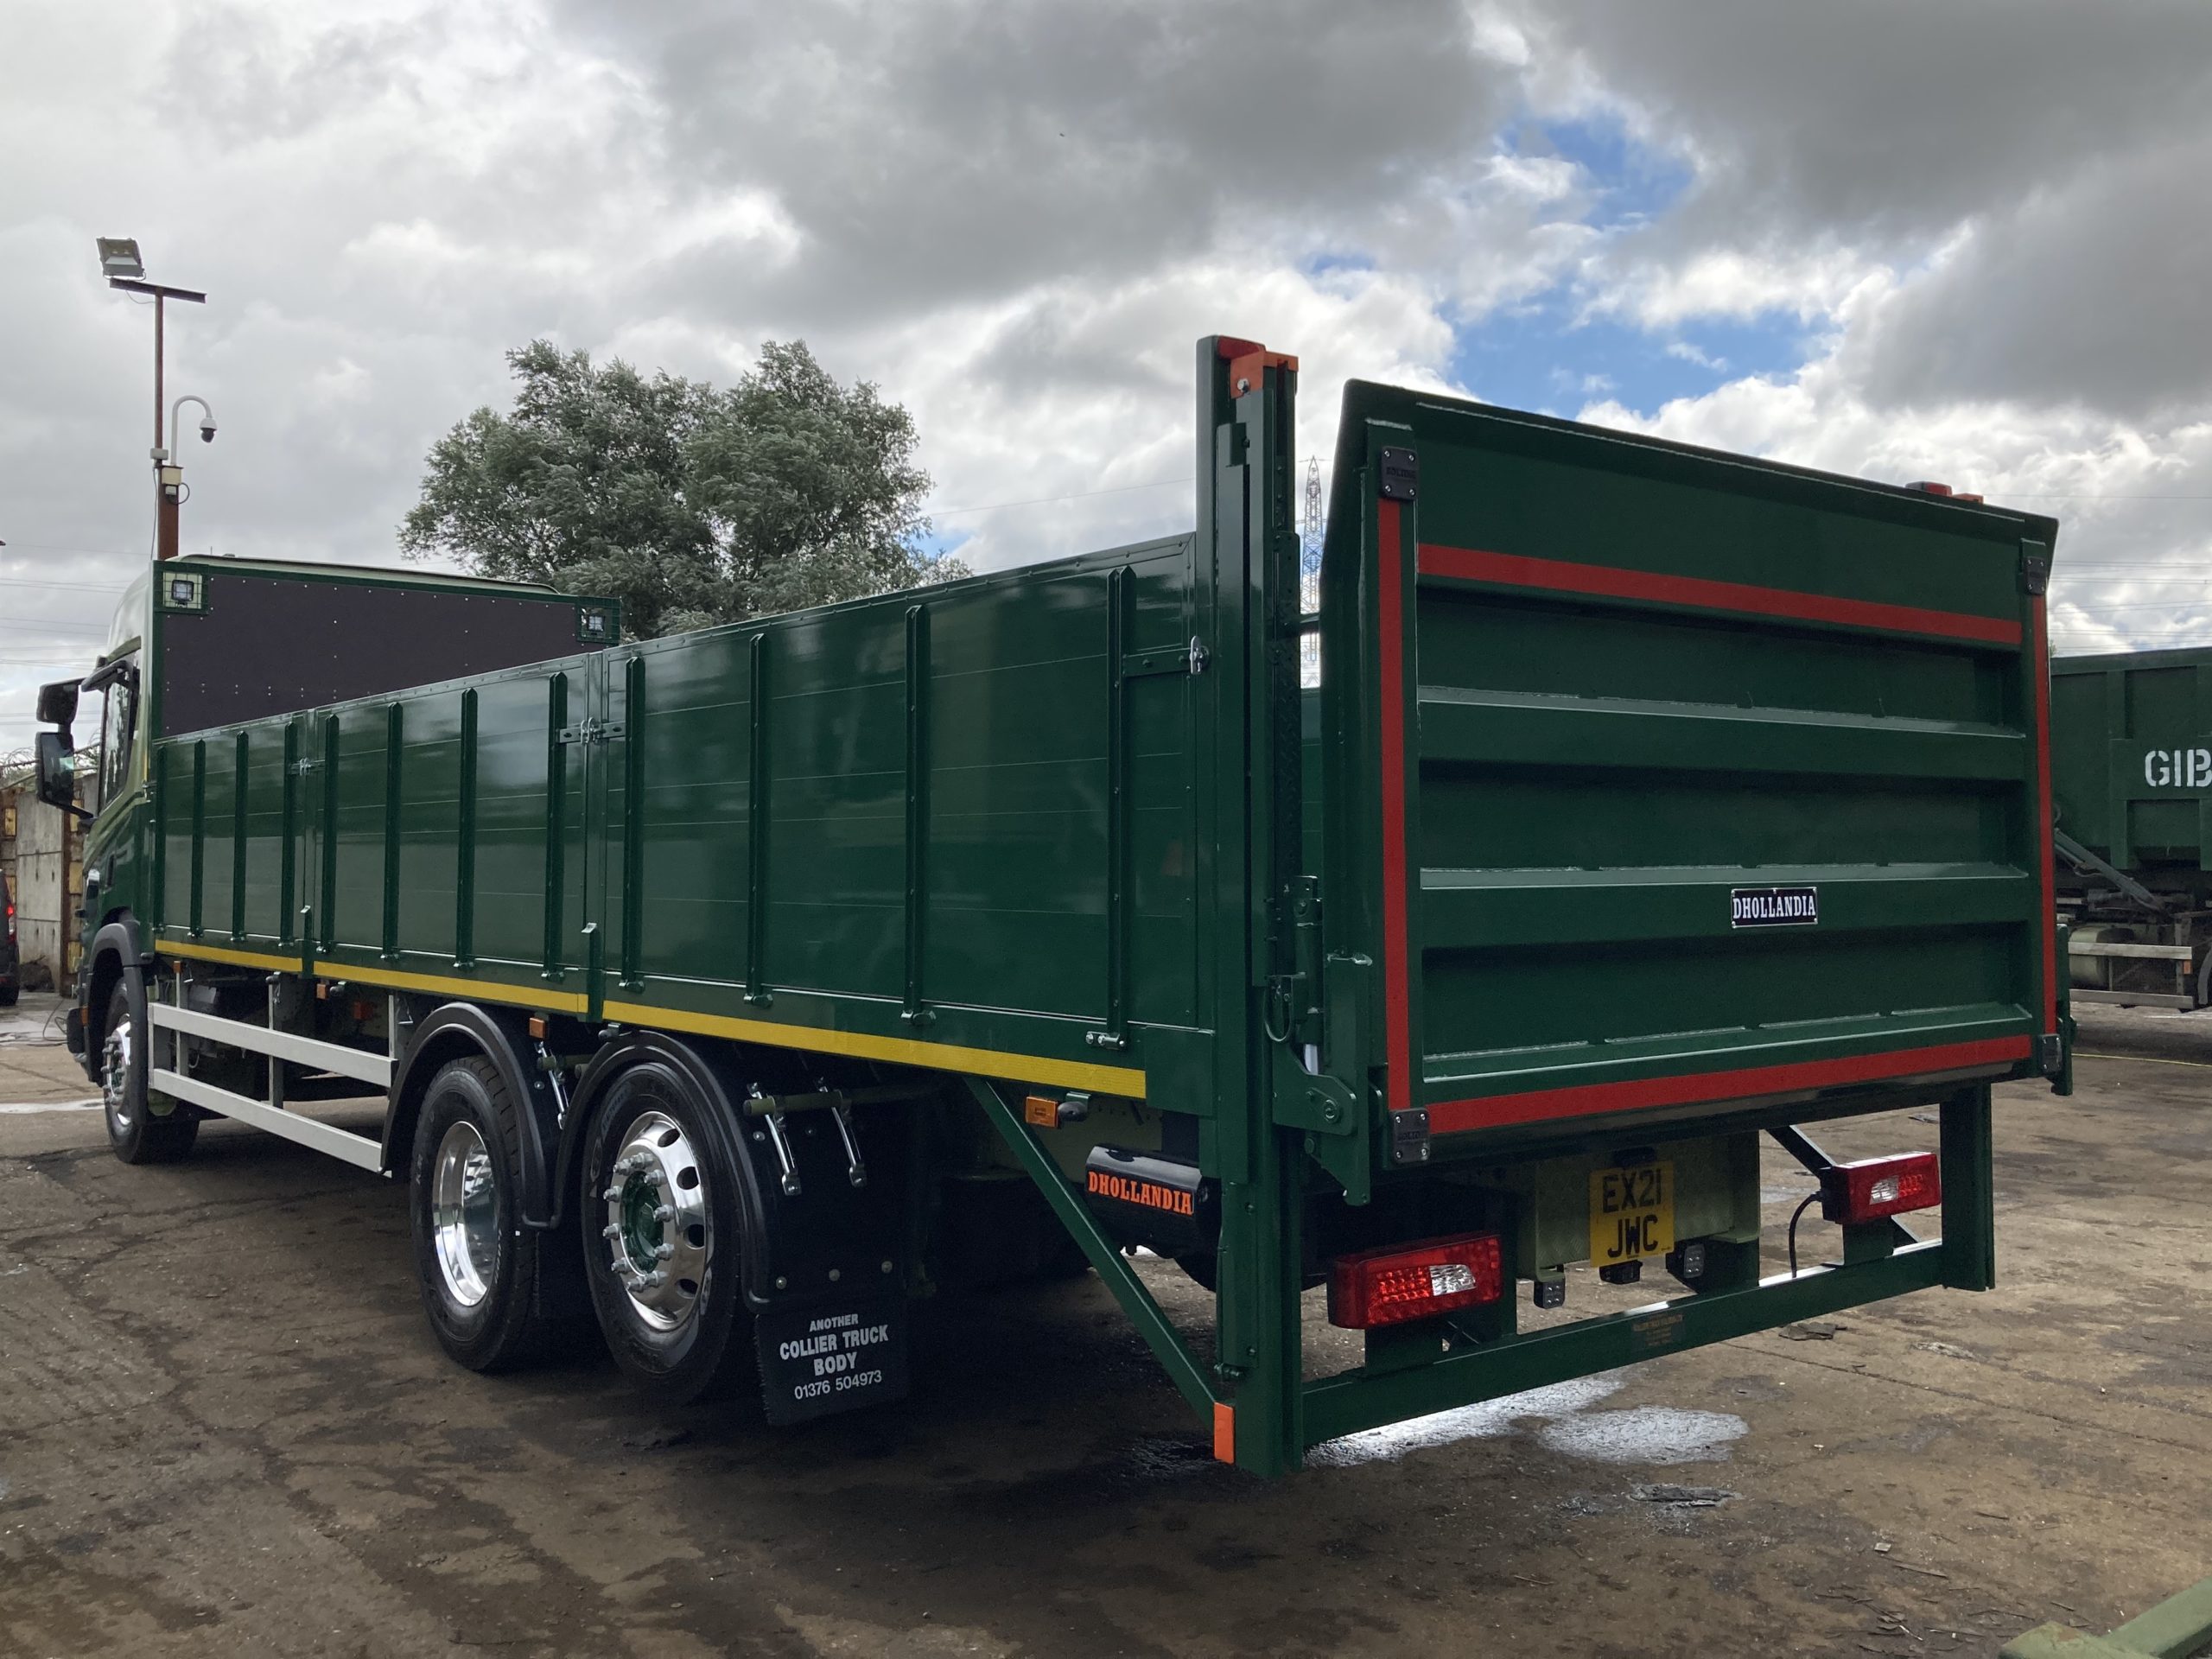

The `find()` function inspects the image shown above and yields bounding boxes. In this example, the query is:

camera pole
[104,269,207,562]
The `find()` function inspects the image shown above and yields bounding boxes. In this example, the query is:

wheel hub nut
[600,1110,709,1335]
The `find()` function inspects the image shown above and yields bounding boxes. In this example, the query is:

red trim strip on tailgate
[1417,543,2022,647]
[2031,595,2058,1033]
[1426,1035,2034,1135]
[1377,496,1414,1116]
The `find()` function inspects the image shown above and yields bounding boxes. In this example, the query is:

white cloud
[1580,360,2212,657]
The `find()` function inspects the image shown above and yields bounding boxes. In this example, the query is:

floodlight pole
[107,276,207,561]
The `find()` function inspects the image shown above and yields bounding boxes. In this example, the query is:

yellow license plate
[1590,1162,1675,1268]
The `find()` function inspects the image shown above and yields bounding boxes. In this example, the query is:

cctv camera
[199,418,217,444]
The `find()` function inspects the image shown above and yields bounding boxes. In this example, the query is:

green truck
[31,337,2068,1475]
[2050,647,2212,1009]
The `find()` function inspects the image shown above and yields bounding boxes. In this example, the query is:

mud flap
[754,1292,911,1425]
[725,1072,915,1424]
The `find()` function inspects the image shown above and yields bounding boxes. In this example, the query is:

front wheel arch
[80,915,149,1083]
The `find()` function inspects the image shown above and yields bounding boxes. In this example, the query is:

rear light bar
[1327,1232,1503,1330]
[1820,1152,1941,1224]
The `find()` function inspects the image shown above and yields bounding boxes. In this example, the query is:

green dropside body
[2052,645,2212,892]
[69,340,2066,1474]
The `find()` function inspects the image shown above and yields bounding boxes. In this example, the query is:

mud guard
[560,1033,912,1423]
[80,916,152,1084]
[386,1002,564,1227]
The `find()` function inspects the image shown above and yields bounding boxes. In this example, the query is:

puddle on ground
[1536,1407,1747,1465]
[1310,1376,1748,1471]
[1307,1376,1622,1467]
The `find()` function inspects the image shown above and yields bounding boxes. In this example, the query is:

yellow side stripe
[153,938,1147,1097]
[157,938,589,1013]
[601,1000,1147,1098]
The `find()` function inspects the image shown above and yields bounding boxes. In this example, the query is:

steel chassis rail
[146,961,392,1173]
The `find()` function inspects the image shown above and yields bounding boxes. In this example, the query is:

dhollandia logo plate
[1731,885,1819,928]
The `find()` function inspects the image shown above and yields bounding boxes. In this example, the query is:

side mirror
[35,678,79,728]
[34,731,89,820]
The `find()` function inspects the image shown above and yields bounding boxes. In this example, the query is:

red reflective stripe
[1376,498,1413,1116]
[1417,543,2022,647]
[1426,1035,2034,1135]
[1212,1401,1236,1464]
[2031,596,2058,1032]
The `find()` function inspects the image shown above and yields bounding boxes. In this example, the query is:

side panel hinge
[556,718,627,746]
[2019,539,2052,596]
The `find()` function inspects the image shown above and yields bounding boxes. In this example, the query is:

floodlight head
[97,237,144,281]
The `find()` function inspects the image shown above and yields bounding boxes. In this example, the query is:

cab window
[92,655,139,817]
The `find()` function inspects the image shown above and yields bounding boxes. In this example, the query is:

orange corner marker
[1211,1402,1236,1465]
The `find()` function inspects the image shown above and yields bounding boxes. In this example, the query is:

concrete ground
[1,988,2205,1658]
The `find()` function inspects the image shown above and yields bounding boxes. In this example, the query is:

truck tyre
[0,987,17,1007]
[409,1057,579,1372]
[104,976,198,1164]
[579,1060,755,1405]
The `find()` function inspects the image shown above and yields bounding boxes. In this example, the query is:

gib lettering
[2144,747,2212,788]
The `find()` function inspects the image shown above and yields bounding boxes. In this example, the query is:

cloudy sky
[5,0,2212,755]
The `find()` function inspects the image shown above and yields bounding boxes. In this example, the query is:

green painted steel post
[454,689,477,969]
[902,604,931,1026]
[277,719,296,948]
[746,632,770,1006]
[620,654,645,989]
[1198,335,1309,1477]
[1255,346,1310,1477]
[149,742,167,936]
[543,672,568,981]
[382,703,403,960]
[1939,1084,1996,1291]
[231,728,248,942]
[1196,337,1257,1468]
[318,714,338,955]
[188,739,205,938]
[1103,569,1130,1046]
[2054,918,2075,1096]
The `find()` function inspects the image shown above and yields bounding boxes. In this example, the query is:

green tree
[400,339,962,637]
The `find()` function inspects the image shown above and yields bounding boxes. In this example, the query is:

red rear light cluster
[1328,1232,1503,1329]
[1820,1153,1941,1224]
